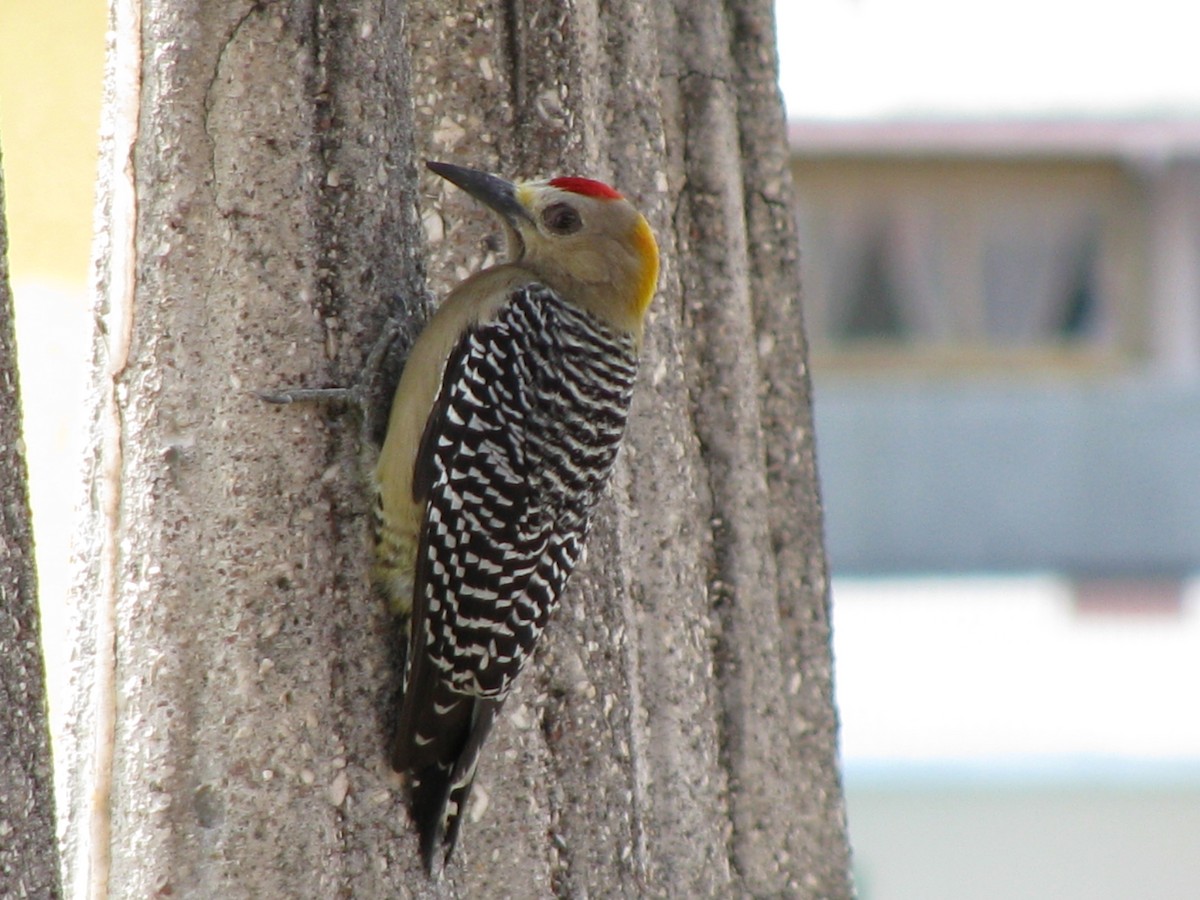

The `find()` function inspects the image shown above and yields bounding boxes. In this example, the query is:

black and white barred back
[416,283,638,696]
[394,283,640,871]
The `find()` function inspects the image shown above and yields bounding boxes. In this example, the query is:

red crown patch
[548,176,623,200]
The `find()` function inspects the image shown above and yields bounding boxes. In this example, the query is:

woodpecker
[373,161,659,874]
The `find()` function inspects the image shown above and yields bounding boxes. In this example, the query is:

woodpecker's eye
[541,202,582,235]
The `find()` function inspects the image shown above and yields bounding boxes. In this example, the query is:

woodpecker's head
[427,161,659,339]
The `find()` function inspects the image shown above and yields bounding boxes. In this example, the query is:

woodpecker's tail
[392,679,502,876]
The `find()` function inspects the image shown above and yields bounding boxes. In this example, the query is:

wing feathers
[389,285,639,871]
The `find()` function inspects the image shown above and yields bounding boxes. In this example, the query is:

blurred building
[792,118,1200,588]
[790,118,1200,900]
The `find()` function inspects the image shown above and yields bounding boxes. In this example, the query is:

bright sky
[776,0,1200,120]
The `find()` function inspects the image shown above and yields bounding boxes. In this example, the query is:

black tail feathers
[391,683,503,876]
[410,760,476,876]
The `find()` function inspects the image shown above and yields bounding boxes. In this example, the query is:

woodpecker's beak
[426,161,533,227]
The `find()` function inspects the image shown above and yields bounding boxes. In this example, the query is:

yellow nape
[629,214,660,320]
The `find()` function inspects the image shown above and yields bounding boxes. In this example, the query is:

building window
[837,226,908,341]
[793,159,1136,369]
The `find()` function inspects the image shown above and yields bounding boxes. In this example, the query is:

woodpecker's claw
[254,386,362,406]
[255,314,411,449]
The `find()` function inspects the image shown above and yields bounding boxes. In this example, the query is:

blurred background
[0,0,103,808]
[778,1,1200,898]
[3,1,1199,897]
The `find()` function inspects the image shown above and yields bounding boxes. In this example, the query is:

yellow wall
[1,0,106,745]
[0,0,106,286]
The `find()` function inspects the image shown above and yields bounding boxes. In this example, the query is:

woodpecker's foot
[256,314,412,449]
[254,386,362,406]
[360,315,412,446]
[254,385,372,460]
[362,316,406,395]
[254,315,407,409]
